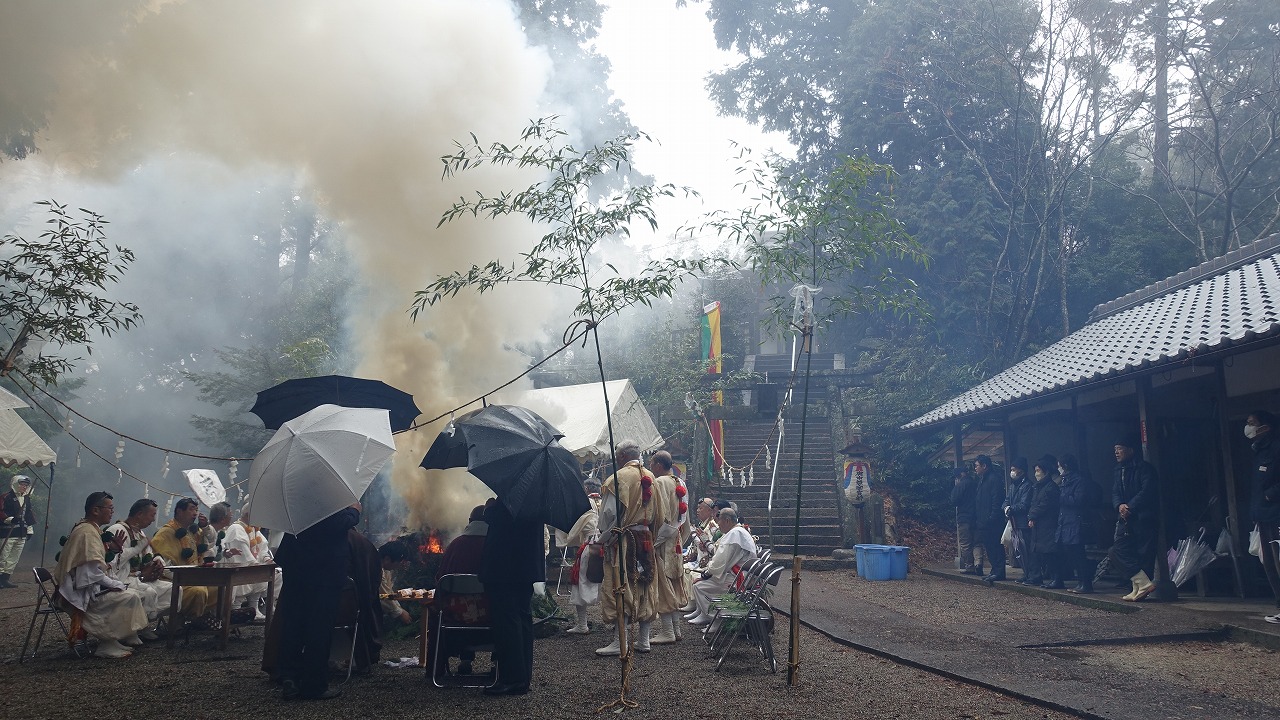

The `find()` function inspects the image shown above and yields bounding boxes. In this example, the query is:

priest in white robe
[686,507,757,625]
[221,505,274,619]
[105,498,172,635]
[54,492,149,659]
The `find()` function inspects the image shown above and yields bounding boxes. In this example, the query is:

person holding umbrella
[479,496,545,696]
[274,503,361,701]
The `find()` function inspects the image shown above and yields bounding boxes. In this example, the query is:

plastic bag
[1249,524,1261,558]
[1214,527,1232,556]
[1000,520,1013,545]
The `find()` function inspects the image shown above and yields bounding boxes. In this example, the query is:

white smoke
[0,0,584,534]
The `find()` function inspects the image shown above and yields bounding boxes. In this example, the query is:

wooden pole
[786,556,803,685]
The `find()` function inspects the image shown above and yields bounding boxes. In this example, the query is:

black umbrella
[420,405,590,531]
[250,375,421,432]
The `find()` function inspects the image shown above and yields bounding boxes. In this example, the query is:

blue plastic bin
[887,545,910,579]
[853,544,883,579]
[861,546,893,581]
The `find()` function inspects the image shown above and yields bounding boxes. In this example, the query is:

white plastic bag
[1249,523,1261,558]
[1214,527,1232,556]
[1000,520,1013,545]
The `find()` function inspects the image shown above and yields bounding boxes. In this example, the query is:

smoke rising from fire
[0,1,582,535]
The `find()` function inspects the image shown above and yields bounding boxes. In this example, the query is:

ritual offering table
[166,563,277,650]
[381,588,434,666]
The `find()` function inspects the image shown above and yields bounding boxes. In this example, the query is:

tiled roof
[903,236,1280,430]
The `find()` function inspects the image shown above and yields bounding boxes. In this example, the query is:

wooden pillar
[1214,360,1246,597]
[1137,374,1177,600]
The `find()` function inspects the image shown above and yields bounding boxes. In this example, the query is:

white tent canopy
[0,407,56,467]
[519,379,662,460]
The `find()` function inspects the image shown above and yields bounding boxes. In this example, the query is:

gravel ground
[0,583,1074,720]
[1076,641,1280,710]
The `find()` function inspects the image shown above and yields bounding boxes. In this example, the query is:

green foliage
[694,150,928,334]
[1,200,142,386]
[414,117,733,327]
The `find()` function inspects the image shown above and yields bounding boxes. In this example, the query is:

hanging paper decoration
[144,483,150,499]
[117,468,123,485]
[228,459,239,485]
[765,446,772,470]
[161,452,171,479]
[163,496,174,518]
[75,445,81,468]
[721,465,730,484]
[114,439,125,461]
[63,414,73,432]
[748,466,755,486]
[739,469,747,488]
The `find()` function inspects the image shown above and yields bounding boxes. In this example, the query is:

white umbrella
[246,403,394,535]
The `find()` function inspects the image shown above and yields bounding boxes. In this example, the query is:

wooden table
[166,563,277,650]
[384,592,434,667]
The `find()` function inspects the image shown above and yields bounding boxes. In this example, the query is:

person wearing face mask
[1000,458,1032,576]
[0,475,36,589]
[1055,454,1101,594]
[1024,456,1061,588]
[1110,434,1160,601]
[1245,411,1280,623]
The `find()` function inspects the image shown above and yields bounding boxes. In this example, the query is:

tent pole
[40,463,54,567]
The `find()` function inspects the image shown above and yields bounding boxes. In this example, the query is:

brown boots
[1121,570,1155,601]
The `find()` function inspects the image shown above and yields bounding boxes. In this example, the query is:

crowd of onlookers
[952,411,1280,624]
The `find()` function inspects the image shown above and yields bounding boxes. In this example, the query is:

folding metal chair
[709,563,784,672]
[328,577,360,686]
[19,567,88,662]
[430,574,495,689]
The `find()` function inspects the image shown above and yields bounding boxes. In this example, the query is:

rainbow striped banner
[702,301,724,479]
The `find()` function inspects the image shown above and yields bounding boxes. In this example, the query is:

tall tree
[1133,0,1280,259]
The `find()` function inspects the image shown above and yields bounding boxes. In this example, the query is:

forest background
[2,0,1278,536]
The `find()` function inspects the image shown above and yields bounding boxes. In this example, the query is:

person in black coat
[1246,411,1280,623]
[1023,455,1061,587]
[1110,434,1160,601]
[951,467,979,574]
[1003,458,1032,570]
[479,498,546,696]
[273,504,360,701]
[974,456,1007,582]
[1056,454,1100,593]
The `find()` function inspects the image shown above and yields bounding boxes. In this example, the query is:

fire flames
[420,530,444,555]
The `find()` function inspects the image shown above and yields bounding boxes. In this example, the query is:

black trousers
[979,524,1006,578]
[278,582,342,698]
[486,582,534,687]
[1059,543,1095,589]
[1259,522,1280,608]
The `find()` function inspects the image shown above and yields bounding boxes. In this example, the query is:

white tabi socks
[566,605,590,634]
[634,620,652,652]
[649,613,677,645]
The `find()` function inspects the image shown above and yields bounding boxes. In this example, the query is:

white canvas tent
[0,387,55,467]
[519,379,662,460]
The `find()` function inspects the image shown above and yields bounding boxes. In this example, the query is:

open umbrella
[420,405,590,531]
[250,375,421,432]
[246,404,395,534]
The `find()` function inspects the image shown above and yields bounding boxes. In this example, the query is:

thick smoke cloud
[0,1,576,536]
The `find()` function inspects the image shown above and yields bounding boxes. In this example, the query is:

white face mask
[1009,470,1019,480]
[1034,469,1046,481]
[1245,423,1259,440]
[1058,467,1066,477]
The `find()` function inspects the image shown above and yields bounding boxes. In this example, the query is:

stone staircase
[711,353,843,557]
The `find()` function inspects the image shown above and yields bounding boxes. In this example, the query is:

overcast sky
[595,1,793,250]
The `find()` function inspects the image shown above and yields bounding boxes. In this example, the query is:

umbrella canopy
[420,404,590,531]
[247,404,395,534]
[250,375,421,432]
[1170,529,1218,587]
